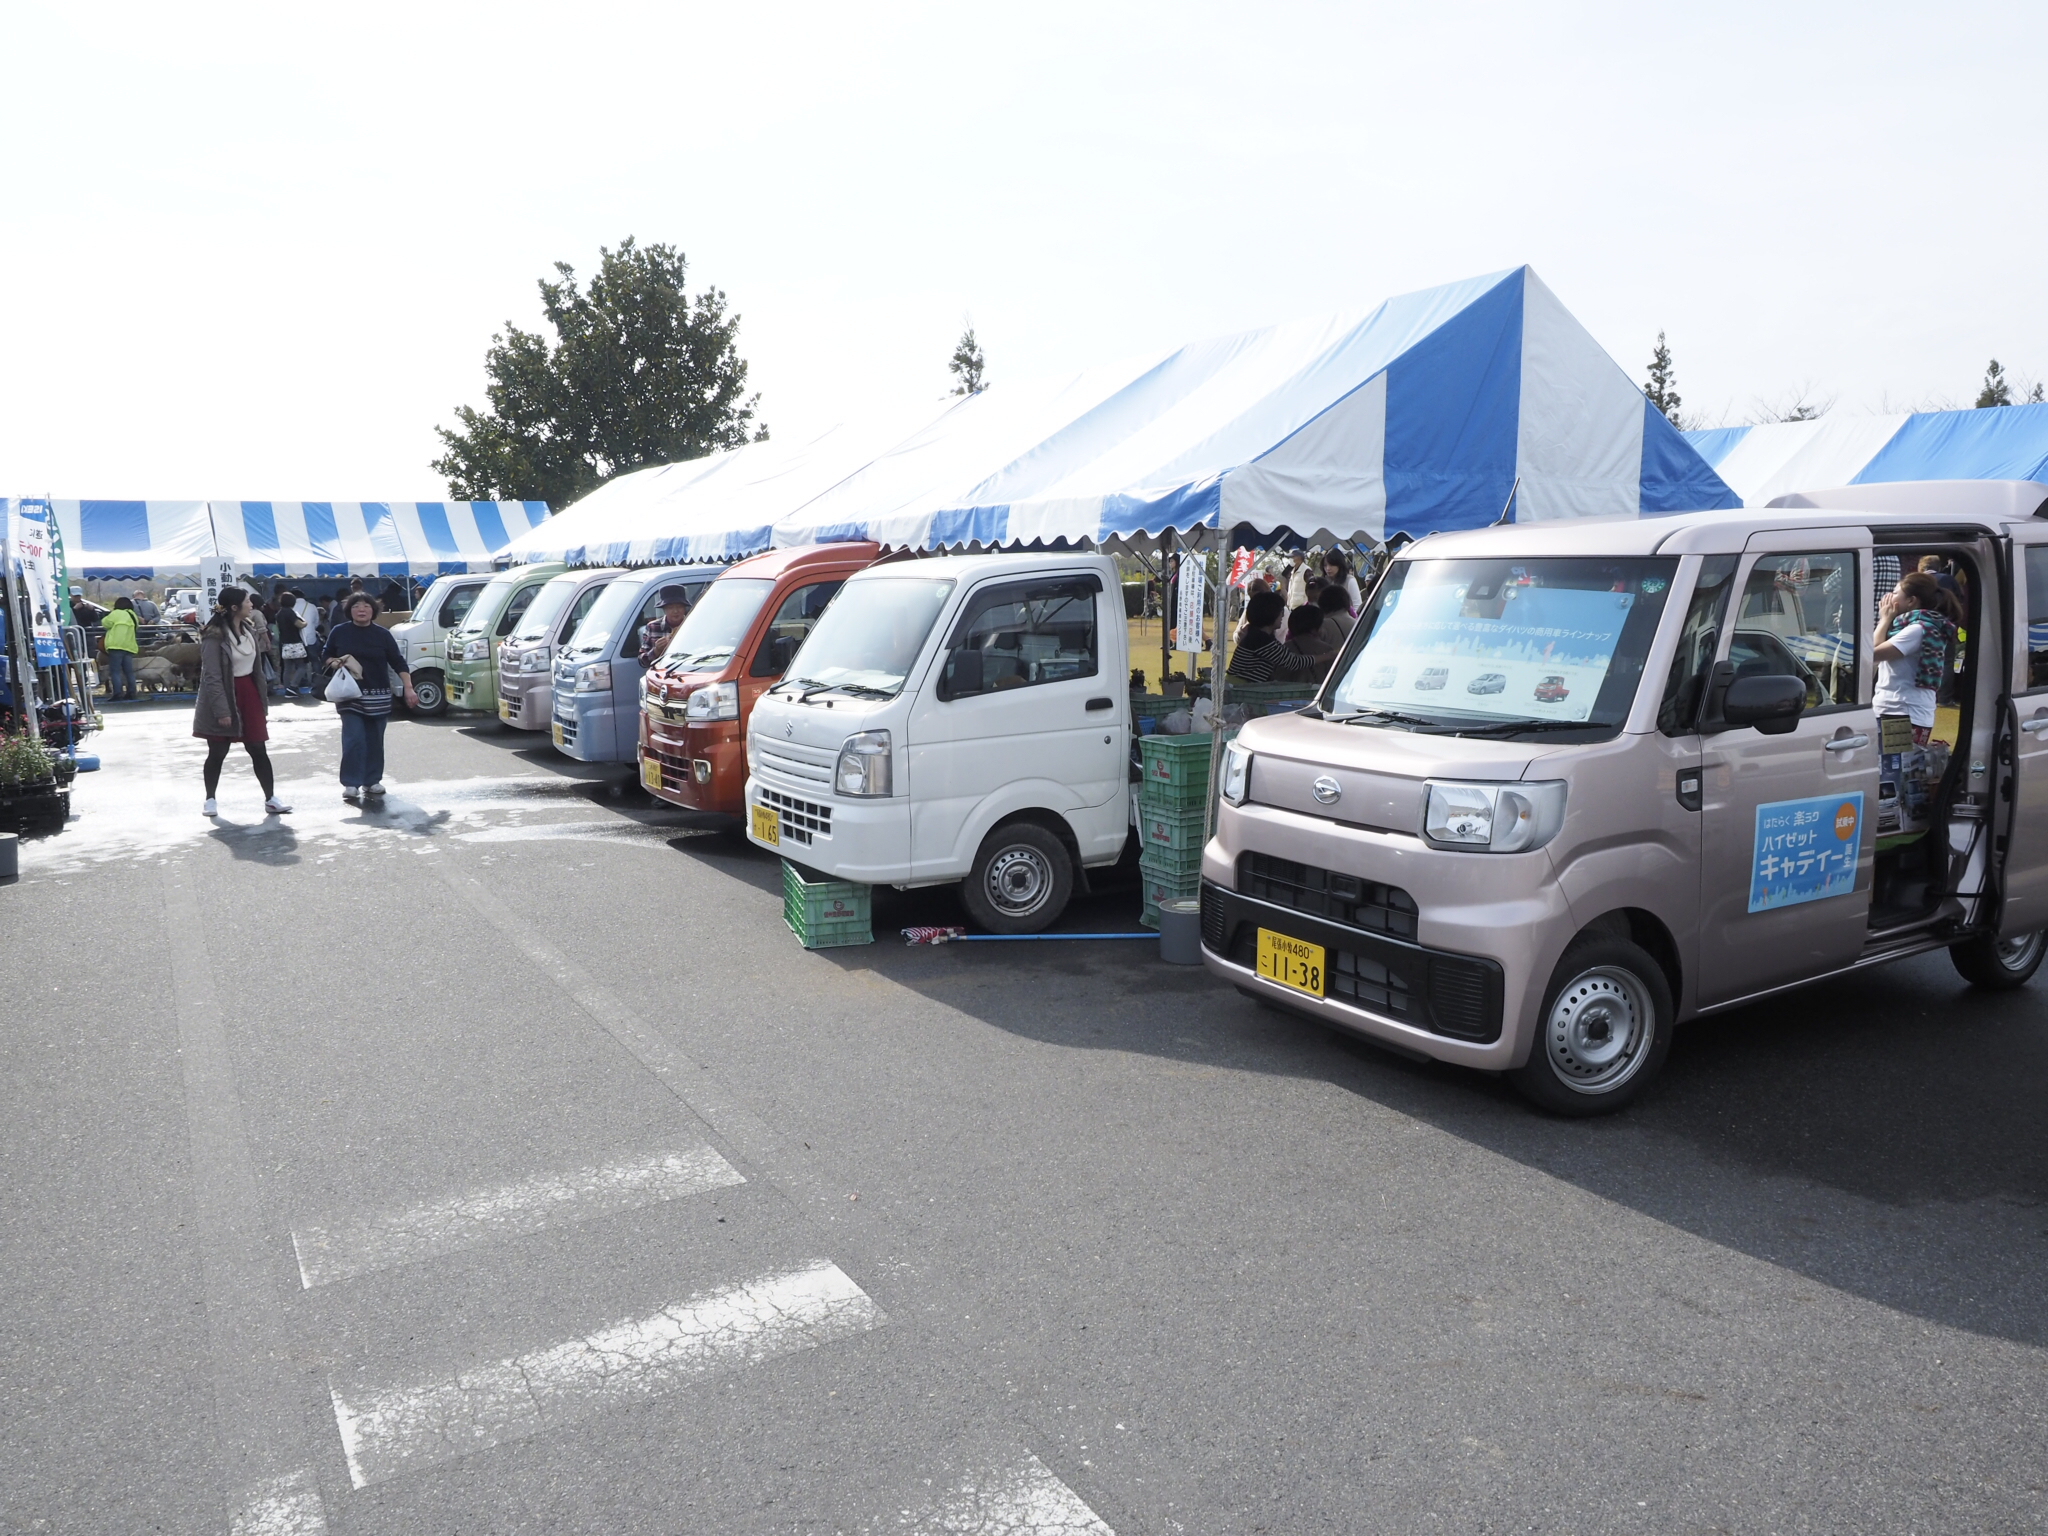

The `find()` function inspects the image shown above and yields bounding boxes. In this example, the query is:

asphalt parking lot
[3,702,2044,1534]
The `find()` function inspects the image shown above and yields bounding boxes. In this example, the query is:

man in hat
[638,585,694,668]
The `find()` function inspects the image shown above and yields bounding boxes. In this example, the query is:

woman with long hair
[192,586,290,817]
[1322,550,1363,612]
[1874,567,1964,746]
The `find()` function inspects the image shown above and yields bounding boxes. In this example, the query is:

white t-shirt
[1874,622,1935,728]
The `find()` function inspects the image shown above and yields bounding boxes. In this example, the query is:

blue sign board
[1749,792,1863,913]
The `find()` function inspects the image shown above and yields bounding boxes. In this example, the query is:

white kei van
[743,553,1131,931]
[1205,481,2048,1113]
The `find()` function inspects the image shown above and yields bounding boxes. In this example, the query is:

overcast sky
[4,1,2043,502]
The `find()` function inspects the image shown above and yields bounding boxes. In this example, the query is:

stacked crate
[1136,733,1222,929]
[782,859,874,949]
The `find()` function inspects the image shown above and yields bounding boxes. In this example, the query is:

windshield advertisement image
[1333,573,1641,723]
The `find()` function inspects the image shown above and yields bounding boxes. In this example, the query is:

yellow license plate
[641,756,662,792]
[1256,928,1326,998]
[551,723,564,747]
[498,700,513,721]
[751,804,781,846]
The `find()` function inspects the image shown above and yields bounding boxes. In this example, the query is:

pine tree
[2031,382,2046,404]
[1644,331,1683,427]
[1976,359,2012,408]
[949,327,987,396]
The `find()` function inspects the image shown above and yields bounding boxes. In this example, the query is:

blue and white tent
[1686,403,2048,507]
[47,498,549,579]
[772,266,1739,553]
[497,403,958,568]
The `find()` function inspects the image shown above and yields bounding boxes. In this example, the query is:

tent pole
[1161,527,1174,690]
[1203,529,1230,845]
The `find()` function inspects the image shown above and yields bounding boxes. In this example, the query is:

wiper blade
[824,682,894,699]
[1447,717,1603,737]
[772,676,823,696]
[1332,709,1447,731]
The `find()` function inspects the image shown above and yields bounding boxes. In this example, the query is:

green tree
[434,238,764,505]
[1643,331,1683,427]
[949,326,987,396]
[1976,359,2013,408]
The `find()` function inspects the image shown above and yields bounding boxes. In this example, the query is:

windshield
[454,574,525,637]
[773,577,954,697]
[1325,556,1678,737]
[511,576,582,642]
[563,577,650,658]
[657,578,775,672]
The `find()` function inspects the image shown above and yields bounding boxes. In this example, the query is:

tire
[1948,927,2048,990]
[1510,936,1674,1116]
[412,670,447,716]
[961,821,1074,935]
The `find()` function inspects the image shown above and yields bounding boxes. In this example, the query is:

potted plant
[0,730,68,832]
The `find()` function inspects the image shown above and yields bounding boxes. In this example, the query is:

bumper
[1205,800,1572,1069]
[498,678,551,730]
[445,661,494,712]
[643,711,746,815]
[744,773,911,882]
[551,694,620,762]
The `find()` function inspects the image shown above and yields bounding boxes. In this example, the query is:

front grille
[555,714,578,748]
[1237,852,1417,939]
[1208,879,1501,1044]
[760,741,835,786]
[759,787,831,846]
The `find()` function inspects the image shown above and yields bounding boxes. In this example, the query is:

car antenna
[1493,476,1522,527]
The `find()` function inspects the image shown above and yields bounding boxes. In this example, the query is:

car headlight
[522,647,551,673]
[463,637,487,660]
[746,723,759,774]
[575,662,611,693]
[1221,741,1252,805]
[1422,780,1567,853]
[835,729,892,797]
[686,680,739,721]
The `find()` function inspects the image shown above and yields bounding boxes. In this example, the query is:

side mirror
[1723,673,1806,735]
[941,648,983,701]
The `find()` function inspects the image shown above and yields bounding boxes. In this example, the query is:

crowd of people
[1224,550,1369,686]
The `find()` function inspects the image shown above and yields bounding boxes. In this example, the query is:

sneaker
[264,797,292,815]
[342,786,362,804]
[201,798,218,817]
[365,782,387,798]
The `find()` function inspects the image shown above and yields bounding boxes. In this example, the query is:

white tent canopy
[46,498,549,579]
[1687,402,2048,507]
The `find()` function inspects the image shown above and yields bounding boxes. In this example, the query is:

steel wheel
[1951,926,2048,989]
[411,671,446,715]
[1544,964,1655,1094]
[985,843,1055,918]
[1994,931,2047,972]
[962,822,1074,935]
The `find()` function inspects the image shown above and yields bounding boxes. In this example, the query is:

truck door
[1994,532,2048,936]
[905,573,1122,878]
[1696,537,1878,1007]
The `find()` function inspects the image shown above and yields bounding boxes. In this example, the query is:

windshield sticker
[1748,793,1862,913]
[1344,584,1636,723]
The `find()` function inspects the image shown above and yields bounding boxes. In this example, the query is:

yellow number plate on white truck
[1256,929,1326,998]
[641,756,662,792]
[751,804,781,846]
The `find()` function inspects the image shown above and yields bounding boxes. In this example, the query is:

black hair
[112,596,135,612]
[1316,584,1350,613]
[1287,604,1324,636]
[204,586,250,638]
[1323,550,1353,577]
[1244,590,1287,630]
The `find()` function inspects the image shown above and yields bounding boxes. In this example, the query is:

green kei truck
[443,562,566,716]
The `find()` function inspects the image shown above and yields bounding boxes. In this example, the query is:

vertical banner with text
[1175,551,1207,656]
[6,499,69,665]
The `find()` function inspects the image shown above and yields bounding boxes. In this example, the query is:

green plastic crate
[782,860,874,948]
[1138,860,1203,930]
[1139,804,1208,855]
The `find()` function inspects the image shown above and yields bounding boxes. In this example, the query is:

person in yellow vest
[101,596,141,701]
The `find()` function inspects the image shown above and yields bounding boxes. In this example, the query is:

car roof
[719,541,884,581]
[1403,503,2046,563]
[845,550,1116,581]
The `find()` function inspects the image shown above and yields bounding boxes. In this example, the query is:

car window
[561,581,610,644]
[439,583,484,631]
[1731,552,1858,709]
[939,576,1100,700]
[496,584,541,636]
[750,581,846,677]
[2025,547,2048,689]
[1658,556,1738,735]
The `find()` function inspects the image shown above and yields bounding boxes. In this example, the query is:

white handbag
[281,641,307,660]
[324,666,362,703]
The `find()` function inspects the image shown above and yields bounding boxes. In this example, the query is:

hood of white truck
[751,690,900,756]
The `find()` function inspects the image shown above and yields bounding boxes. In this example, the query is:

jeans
[279,655,308,694]
[105,651,137,700]
[338,710,389,787]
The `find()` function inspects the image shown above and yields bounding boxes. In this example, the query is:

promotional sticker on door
[1749,793,1862,913]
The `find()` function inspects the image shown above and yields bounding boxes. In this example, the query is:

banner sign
[1174,551,1207,656]
[1748,792,1862,913]
[201,557,237,616]
[6,499,68,666]
[1226,548,1256,589]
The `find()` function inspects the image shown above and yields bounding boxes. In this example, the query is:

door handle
[1085,696,1113,711]
[2022,718,2048,735]
[1823,734,1870,753]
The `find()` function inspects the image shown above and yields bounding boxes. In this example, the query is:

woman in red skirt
[193,586,292,817]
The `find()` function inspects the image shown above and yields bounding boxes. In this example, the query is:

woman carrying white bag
[322,591,416,805]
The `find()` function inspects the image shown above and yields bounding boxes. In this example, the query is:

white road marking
[290,1148,745,1288]
[882,1454,1115,1535]
[229,1468,327,1535]
[330,1260,886,1488]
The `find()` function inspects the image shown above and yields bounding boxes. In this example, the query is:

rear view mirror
[1723,673,1806,734]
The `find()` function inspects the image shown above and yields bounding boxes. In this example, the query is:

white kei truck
[743,553,1135,932]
